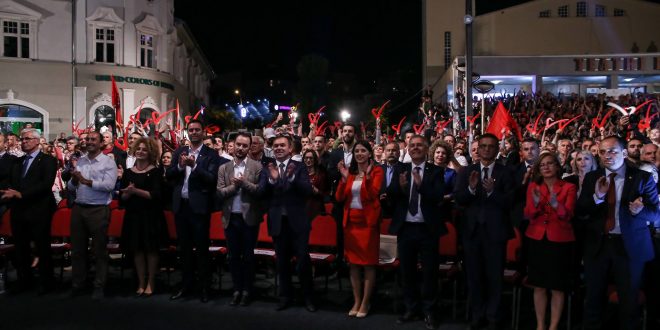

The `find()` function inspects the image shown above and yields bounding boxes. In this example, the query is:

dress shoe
[200,289,209,303]
[304,299,317,313]
[348,309,359,317]
[91,287,105,300]
[229,291,241,306]
[424,314,438,329]
[397,311,418,324]
[356,305,370,318]
[276,299,291,311]
[169,289,188,301]
[239,292,251,306]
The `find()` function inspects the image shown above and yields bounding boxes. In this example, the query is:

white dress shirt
[349,179,363,209]
[593,165,626,234]
[180,145,201,199]
[66,152,117,205]
[231,158,246,213]
[405,162,425,223]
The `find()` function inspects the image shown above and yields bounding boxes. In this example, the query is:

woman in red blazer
[335,140,384,318]
[524,152,577,330]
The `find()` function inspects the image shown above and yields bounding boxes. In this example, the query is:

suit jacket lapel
[24,152,41,179]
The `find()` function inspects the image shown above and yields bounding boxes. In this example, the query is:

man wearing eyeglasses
[167,119,225,303]
[578,135,659,330]
[1,129,57,295]
[455,133,515,330]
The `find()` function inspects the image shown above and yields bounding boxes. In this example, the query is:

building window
[539,10,551,18]
[576,2,587,17]
[93,105,116,133]
[139,34,155,68]
[595,5,606,17]
[613,8,625,17]
[558,5,569,17]
[0,104,44,135]
[94,28,115,63]
[443,31,451,70]
[2,20,30,58]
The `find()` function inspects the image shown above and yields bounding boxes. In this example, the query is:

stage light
[340,110,351,122]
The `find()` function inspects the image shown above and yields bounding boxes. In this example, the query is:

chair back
[108,208,125,238]
[439,221,457,257]
[380,218,392,235]
[163,210,177,240]
[506,227,522,263]
[209,211,226,241]
[309,215,336,248]
[51,208,72,238]
[0,210,11,236]
[257,217,272,243]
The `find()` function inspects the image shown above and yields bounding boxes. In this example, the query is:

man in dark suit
[0,134,18,216]
[379,141,404,218]
[387,135,446,329]
[259,134,315,312]
[1,128,57,294]
[454,133,515,330]
[577,136,659,330]
[327,123,357,265]
[167,120,225,303]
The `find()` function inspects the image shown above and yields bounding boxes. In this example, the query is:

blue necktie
[22,155,32,178]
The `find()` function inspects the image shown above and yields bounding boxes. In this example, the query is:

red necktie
[605,173,617,232]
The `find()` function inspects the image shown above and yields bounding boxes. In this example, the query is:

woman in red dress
[524,152,576,330]
[335,140,384,318]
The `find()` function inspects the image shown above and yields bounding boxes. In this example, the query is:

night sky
[174,0,660,108]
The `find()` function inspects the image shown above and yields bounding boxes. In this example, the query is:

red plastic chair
[438,222,460,318]
[608,286,648,330]
[109,199,120,210]
[51,208,72,281]
[380,218,392,235]
[57,199,68,209]
[324,203,333,215]
[107,208,125,279]
[308,215,339,291]
[161,210,178,285]
[0,210,15,255]
[505,228,523,330]
[208,211,227,254]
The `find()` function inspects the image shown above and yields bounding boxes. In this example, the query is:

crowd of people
[0,90,659,330]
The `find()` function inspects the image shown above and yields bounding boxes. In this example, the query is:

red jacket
[335,166,384,228]
[524,180,576,242]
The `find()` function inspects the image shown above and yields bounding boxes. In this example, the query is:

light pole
[234,89,243,105]
[473,80,495,134]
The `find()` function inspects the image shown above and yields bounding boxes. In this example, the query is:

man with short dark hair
[455,133,515,329]
[67,131,117,299]
[626,138,644,168]
[578,136,659,330]
[217,132,263,306]
[259,135,315,312]
[312,135,330,169]
[168,120,225,303]
[379,142,403,218]
[1,129,57,294]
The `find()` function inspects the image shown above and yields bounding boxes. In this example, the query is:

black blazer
[454,162,515,242]
[166,144,226,214]
[509,162,531,228]
[577,167,659,262]
[259,159,313,236]
[386,162,447,238]
[7,152,57,220]
[0,152,17,190]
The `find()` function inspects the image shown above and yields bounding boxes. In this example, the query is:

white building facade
[0,0,214,139]
[423,0,660,103]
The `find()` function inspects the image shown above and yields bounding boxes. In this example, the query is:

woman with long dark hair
[335,140,384,318]
[302,150,329,219]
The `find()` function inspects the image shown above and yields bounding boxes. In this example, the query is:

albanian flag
[111,75,122,134]
[486,101,522,140]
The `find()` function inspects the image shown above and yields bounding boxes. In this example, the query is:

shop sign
[95,75,175,91]
[573,57,649,72]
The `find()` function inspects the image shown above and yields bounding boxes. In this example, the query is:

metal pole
[465,0,473,131]
[481,96,485,134]
[71,0,76,130]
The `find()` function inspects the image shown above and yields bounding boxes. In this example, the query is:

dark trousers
[397,222,440,315]
[225,213,259,294]
[273,216,313,300]
[647,234,660,323]
[463,223,506,323]
[584,235,645,330]
[332,201,344,263]
[11,211,54,286]
[175,200,211,291]
[71,205,109,289]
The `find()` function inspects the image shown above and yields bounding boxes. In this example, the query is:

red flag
[111,75,122,135]
[486,101,522,140]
